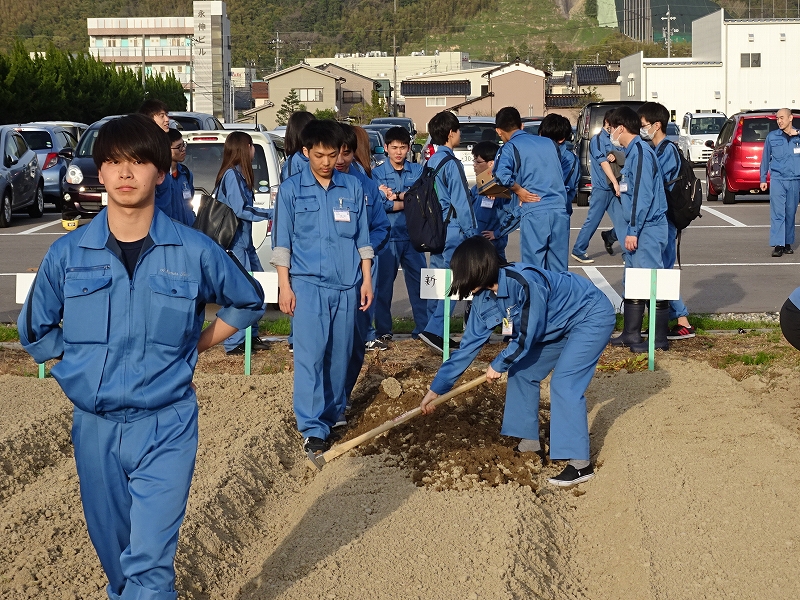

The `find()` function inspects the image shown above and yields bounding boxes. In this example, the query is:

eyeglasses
[472,158,486,164]
[171,142,187,151]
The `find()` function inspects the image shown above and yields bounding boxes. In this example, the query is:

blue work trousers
[518,206,569,273]
[572,187,615,256]
[424,224,466,337]
[343,260,379,414]
[71,398,198,600]
[500,295,615,461]
[224,244,264,352]
[292,278,357,439]
[663,219,689,320]
[375,240,429,337]
[769,178,800,246]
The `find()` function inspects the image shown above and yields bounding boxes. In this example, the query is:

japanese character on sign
[424,274,436,287]
[197,10,206,17]
[198,22,206,30]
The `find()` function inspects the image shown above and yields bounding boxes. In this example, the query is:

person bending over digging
[419,236,615,486]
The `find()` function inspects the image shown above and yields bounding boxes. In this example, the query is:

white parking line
[581,266,623,312]
[571,261,800,269]
[700,206,748,227]
[15,220,62,235]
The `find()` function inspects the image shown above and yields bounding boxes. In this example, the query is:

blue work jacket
[154,164,195,225]
[653,139,680,192]
[430,264,605,394]
[760,129,800,182]
[619,137,668,238]
[281,151,309,182]
[216,167,272,255]
[372,160,423,241]
[18,208,266,415]
[554,140,579,214]
[344,167,391,255]
[470,185,513,239]
[271,164,372,290]
[589,129,614,192]
[427,147,478,237]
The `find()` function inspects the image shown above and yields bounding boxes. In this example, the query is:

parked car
[0,125,44,227]
[574,100,646,206]
[169,112,223,131]
[421,116,501,186]
[364,124,414,163]
[16,123,79,209]
[30,120,89,140]
[520,117,544,135]
[677,112,727,164]
[222,122,269,132]
[268,133,286,172]
[706,109,800,204]
[181,130,281,269]
[665,122,680,144]
[62,116,122,221]
[369,117,416,137]
[366,130,386,169]
[269,126,287,138]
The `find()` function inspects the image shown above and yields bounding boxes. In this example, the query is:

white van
[678,112,727,164]
[181,130,280,270]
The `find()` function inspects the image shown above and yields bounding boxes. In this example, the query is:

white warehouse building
[620,10,800,120]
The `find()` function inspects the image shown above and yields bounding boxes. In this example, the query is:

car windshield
[456,123,500,148]
[522,122,541,135]
[367,132,382,150]
[667,123,680,136]
[18,130,53,150]
[689,116,726,135]
[74,127,101,157]
[183,141,271,194]
[171,116,203,131]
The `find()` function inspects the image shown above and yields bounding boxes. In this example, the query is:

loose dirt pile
[1,335,799,599]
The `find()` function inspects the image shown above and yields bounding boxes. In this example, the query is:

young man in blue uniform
[470,140,511,260]
[571,111,620,263]
[607,107,669,352]
[156,128,196,225]
[639,102,695,341]
[538,114,580,217]
[420,236,615,486]
[335,124,390,424]
[760,108,800,257]
[418,111,479,354]
[372,126,428,341]
[271,120,374,457]
[18,114,266,600]
[492,106,569,273]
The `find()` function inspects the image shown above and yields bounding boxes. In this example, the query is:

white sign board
[16,273,36,305]
[624,268,681,301]
[420,268,472,300]
[251,271,279,304]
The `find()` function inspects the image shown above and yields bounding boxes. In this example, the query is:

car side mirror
[58,148,74,160]
[705,140,715,148]
[4,155,16,168]
[411,143,422,153]
[374,146,385,154]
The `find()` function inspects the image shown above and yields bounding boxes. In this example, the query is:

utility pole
[392,0,398,117]
[188,37,199,112]
[142,34,146,90]
[272,32,283,73]
[661,5,677,58]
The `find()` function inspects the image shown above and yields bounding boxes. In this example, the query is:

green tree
[585,0,598,19]
[347,90,388,124]
[313,108,337,120]
[275,89,307,126]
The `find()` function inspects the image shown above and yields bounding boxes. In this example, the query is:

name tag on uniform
[619,182,629,193]
[502,317,513,336]
[333,209,351,222]
[183,188,192,200]
[794,147,800,154]
[481,197,494,208]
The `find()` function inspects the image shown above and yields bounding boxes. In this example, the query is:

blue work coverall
[216,166,273,351]
[611,137,668,270]
[492,130,569,272]
[343,166,391,414]
[423,147,478,337]
[19,209,265,600]
[470,185,513,261]
[654,138,689,320]
[154,163,195,226]
[572,129,618,256]
[760,128,800,247]
[271,166,374,440]
[371,159,429,337]
[280,150,309,182]
[554,139,579,214]
[429,265,615,461]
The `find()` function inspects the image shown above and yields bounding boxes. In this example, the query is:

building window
[129,38,140,47]
[297,88,323,102]
[177,66,183,73]
[160,66,166,73]
[149,37,160,47]
[480,85,488,96]
[342,90,363,103]
[170,37,183,47]
[627,75,635,98]
[104,38,117,47]
[741,53,761,67]
[426,97,446,107]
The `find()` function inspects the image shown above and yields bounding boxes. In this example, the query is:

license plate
[101,192,108,206]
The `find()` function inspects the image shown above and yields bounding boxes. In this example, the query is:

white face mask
[639,126,652,140]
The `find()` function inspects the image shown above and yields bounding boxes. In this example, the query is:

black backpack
[657,140,702,231]
[404,154,455,254]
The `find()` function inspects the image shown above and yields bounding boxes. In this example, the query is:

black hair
[428,111,460,145]
[167,128,183,144]
[301,119,345,152]
[638,102,670,132]
[338,122,358,152]
[448,236,502,299]
[138,99,169,118]
[538,114,572,142]
[495,106,522,132]
[93,114,171,173]
[285,111,316,155]
[608,106,641,135]
[384,126,411,146]
[602,109,615,126]
[471,140,500,162]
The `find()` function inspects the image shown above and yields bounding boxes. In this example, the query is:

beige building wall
[489,70,546,117]
[319,64,376,117]
[405,97,469,133]
[260,67,339,128]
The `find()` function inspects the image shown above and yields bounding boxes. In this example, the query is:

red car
[706,109,800,204]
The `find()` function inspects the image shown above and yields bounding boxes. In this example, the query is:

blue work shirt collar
[77,207,184,250]
[493,268,511,299]
[299,164,350,190]
[437,145,456,157]
[623,135,642,158]
[509,129,526,141]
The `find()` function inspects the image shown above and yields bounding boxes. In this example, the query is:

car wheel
[28,184,44,218]
[576,191,590,207]
[721,171,736,204]
[706,176,718,201]
[0,190,11,227]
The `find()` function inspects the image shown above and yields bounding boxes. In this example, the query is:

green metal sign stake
[443,268,451,363]
[648,268,657,371]
[38,363,45,379]
[244,326,252,376]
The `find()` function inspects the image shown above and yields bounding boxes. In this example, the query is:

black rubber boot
[630,300,670,352]
[610,299,645,347]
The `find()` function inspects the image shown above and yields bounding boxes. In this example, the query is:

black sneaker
[365,339,389,351]
[225,344,246,356]
[601,230,615,255]
[667,324,696,340]
[785,245,794,255]
[379,333,393,342]
[303,436,329,455]
[418,331,444,353]
[251,337,270,350]
[548,463,595,487]
[772,245,784,257]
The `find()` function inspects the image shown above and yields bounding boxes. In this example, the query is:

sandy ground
[1,340,799,599]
